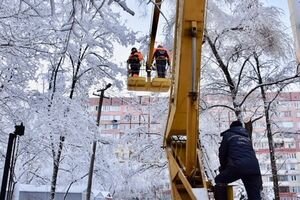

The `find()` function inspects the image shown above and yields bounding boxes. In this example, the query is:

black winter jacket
[219,126,261,175]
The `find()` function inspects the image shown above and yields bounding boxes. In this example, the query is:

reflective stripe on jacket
[127,52,144,64]
[152,47,170,64]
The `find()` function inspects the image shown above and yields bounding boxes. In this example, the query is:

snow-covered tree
[0,0,140,199]
[202,0,300,199]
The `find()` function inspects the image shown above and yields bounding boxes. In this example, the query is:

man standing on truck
[214,120,262,200]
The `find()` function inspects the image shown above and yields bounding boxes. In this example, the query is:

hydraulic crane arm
[146,0,162,73]
[144,0,210,199]
[164,0,208,199]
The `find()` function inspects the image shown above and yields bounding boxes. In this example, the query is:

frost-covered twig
[108,0,135,16]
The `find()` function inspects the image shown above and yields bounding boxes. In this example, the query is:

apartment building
[252,92,300,200]
[89,96,164,162]
[88,96,166,137]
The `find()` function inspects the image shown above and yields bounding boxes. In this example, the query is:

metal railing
[127,63,171,79]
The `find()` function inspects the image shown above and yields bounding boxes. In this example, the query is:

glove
[146,64,151,72]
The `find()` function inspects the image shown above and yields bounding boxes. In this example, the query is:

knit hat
[131,47,137,53]
[230,120,243,127]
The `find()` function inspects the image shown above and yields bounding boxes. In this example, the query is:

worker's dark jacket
[127,52,143,65]
[219,126,261,175]
[153,48,170,65]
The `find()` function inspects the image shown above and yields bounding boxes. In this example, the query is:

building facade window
[287,142,295,148]
[113,123,119,129]
[110,106,121,111]
[280,122,294,128]
[291,186,300,193]
[294,101,300,108]
[290,175,297,181]
[101,115,121,121]
[278,101,288,108]
[289,163,296,170]
[132,115,138,121]
[103,124,112,130]
[270,175,288,182]
[283,111,292,117]
[276,163,286,170]
[290,153,296,158]
[279,175,289,181]
[113,115,121,120]
[274,142,284,148]
[101,115,111,120]
[102,106,110,111]
[279,186,289,193]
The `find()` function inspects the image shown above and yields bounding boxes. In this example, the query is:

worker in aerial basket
[127,47,144,77]
[214,120,262,200]
[152,45,171,78]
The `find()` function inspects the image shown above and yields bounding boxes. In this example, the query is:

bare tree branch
[108,0,135,16]
[239,74,300,107]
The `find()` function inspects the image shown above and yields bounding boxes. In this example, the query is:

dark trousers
[156,60,167,78]
[130,64,140,76]
[215,167,262,200]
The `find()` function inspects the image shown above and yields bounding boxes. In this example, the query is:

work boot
[214,184,228,200]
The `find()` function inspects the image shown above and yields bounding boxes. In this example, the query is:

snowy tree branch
[108,0,135,16]
[239,75,300,107]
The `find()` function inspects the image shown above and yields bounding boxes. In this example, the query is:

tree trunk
[50,136,65,200]
[255,55,280,200]
[244,120,253,140]
[259,89,280,200]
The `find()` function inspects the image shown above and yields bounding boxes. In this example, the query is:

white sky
[113,1,293,63]
[266,1,291,31]
[111,2,152,65]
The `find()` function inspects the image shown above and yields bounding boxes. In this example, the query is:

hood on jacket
[230,120,243,128]
[220,126,249,138]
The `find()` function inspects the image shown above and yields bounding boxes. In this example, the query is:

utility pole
[0,123,25,200]
[86,83,111,200]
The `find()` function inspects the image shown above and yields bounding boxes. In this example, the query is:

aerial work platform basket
[127,68,171,92]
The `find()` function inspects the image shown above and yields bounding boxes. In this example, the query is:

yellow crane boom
[146,0,161,73]
[163,0,208,199]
